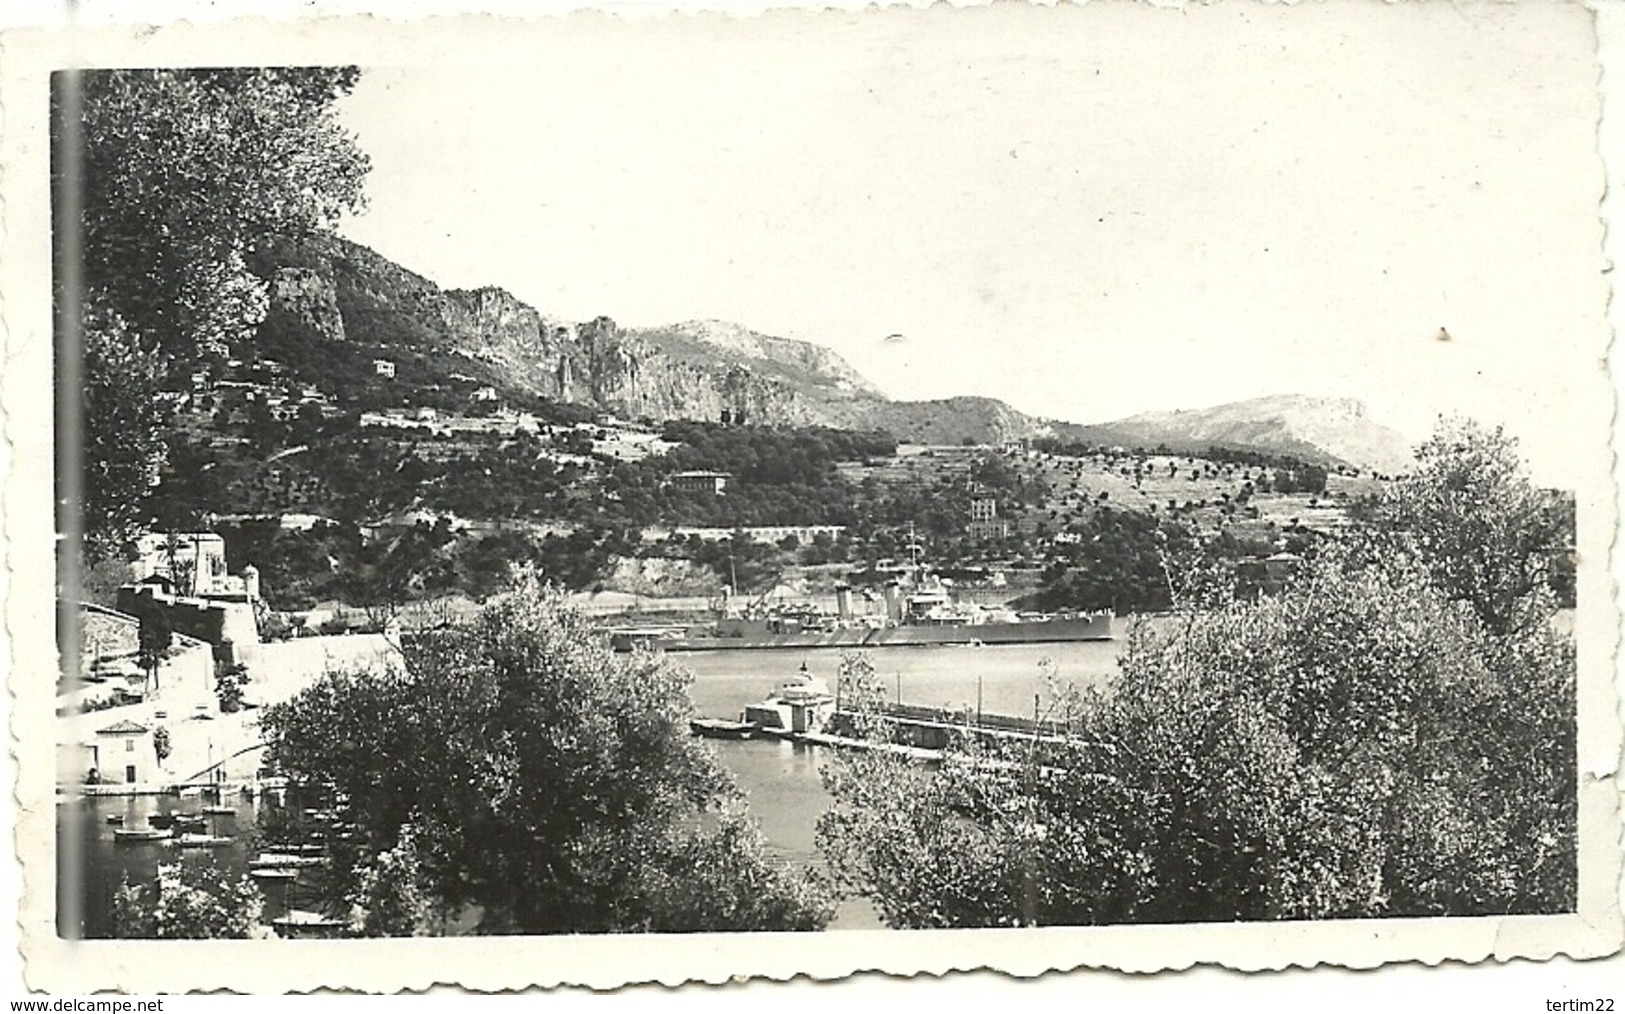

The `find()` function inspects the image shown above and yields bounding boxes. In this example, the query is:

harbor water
[60,792,286,939]
[65,638,1133,936]
[678,638,1130,929]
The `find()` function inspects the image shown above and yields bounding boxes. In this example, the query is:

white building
[91,719,152,786]
[669,471,730,496]
[672,525,847,545]
[133,533,232,597]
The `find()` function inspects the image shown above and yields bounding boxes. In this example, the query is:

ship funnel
[835,584,853,620]
[883,581,902,622]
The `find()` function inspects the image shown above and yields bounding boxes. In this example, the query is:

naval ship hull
[649,612,1113,652]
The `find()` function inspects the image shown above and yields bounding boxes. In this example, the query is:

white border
[2,0,1621,998]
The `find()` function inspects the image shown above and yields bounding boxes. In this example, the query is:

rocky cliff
[263,266,346,345]
[258,235,900,430]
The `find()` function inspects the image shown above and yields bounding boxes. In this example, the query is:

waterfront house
[92,719,152,786]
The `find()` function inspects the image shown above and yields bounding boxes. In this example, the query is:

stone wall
[116,585,260,665]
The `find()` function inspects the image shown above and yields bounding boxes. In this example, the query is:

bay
[67,635,1140,936]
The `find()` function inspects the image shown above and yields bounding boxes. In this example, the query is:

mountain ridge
[1092,394,1415,474]
[254,235,1413,472]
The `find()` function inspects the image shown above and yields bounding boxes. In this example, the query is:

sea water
[66,638,1137,935]
[680,638,1131,928]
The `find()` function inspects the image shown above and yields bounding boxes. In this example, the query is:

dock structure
[826,703,1083,753]
[795,731,945,762]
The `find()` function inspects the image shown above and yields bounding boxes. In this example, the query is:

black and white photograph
[5,0,1622,995]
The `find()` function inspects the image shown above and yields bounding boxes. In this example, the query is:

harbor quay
[59,629,400,798]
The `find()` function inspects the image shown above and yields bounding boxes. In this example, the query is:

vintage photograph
[10,0,1621,992]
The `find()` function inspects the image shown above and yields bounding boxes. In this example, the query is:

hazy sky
[332,2,1609,485]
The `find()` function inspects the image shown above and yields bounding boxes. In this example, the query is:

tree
[216,662,248,714]
[1100,549,1573,921]
[112,861,266,939]
[1365,418,1570,636]
[817,655,1082,929]
[72,68,369,360]
[152,726,172,765]
[63,68,370,558]
[77,307,169,563]
[260,571,833,934]
[821,546,1575,926]
[136,601,173,696]
[819,426,1576,927]
[346,825,434,937]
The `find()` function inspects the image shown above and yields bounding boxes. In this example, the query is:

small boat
[200,805,236,817]
[271,910,345,935]
[250,868,299,883]
[264,843,325,856]
[113,827,172,843]
[148,813,176,829]
[104,814,124,826]
[689,717,756,740]
[174,833,233,848]
[249,853,326,869]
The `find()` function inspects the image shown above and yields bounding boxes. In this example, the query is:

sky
[329,2,1611,487]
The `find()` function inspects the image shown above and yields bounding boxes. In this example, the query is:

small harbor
[679,637,1131,929]
[64,637,1129,937]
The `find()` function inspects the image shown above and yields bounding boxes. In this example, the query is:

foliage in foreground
[70,67,369,561]
[817,421,1576,927]
[111,860,266,939]
[259,572,833,934]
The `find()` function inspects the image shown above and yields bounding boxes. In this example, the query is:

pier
[826,703,1081,753]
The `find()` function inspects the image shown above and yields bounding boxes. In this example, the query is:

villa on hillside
[668,471,730,496]
[121,530,264,666]
[967,493,1010,542]
[669,525,846,546]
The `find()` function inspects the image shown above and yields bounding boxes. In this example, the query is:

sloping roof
[96,719,149,736]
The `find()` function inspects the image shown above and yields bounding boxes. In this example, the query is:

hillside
[828,396,1060,446]
[1086,395,1415,475]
